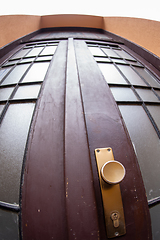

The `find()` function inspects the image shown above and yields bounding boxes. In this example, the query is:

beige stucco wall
[103,17,160,57]
[0,15,41,48]
[0,14,160,58]
[40,14,103,29]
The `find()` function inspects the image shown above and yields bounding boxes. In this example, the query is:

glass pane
[88,47,106,56]
[118,65,147,86]
[114,49,136,60]
[0,87,14,101]
[0,104,5,115]
[4,60,19,66]
[111,58,126,64]
[101,47,119,58]
[0,209,19,240]
[119,105,160,200]
[110,87,138,101]
[150,204,160,240]
[13,85,41,99]
[1,64,30,86]
[40,46,57,55]
[25,47,44,57]
[126,60,142,67]
[134,67,160,88]
[98,63,127,84]
[0,103,35,204]
[136,88,159,102]
[147,105,160,129]
[94,57,111,63]
[35,56,53,62]
[0,67,12,82]
[155,90,160,98]
[10,49,31,59]
[20,57,35,63]
[22,62,49,83]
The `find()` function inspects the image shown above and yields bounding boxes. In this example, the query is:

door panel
[74,40,151,239]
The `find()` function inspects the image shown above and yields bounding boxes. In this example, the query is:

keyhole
[111,212,120,228]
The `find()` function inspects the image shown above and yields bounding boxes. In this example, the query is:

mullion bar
[100,47,136,85]
[130,65,151,86]
[98,43,160,139]
[0,42,52,124]
[0,65,19,85]
[152,88,160,100]
[0,201,20,212]
[148,196,160,207]
[9,98,37,104]
[117,101,143,105]
[142,103,160,139]
[0,102,9,125]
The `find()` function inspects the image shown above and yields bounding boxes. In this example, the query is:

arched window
[0,28,159,240]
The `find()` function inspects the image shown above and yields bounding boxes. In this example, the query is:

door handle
[95,147,126,238]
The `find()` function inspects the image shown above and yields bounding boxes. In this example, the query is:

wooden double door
[21,37,151,240]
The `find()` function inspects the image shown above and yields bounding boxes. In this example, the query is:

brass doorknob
[101,160,125,184]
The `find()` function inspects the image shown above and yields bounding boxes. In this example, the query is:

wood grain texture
[64,38,99,240]
[74,40,152,240]
[22,40,68,240]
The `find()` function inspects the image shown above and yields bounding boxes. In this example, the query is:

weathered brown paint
[64,38,99,239]
[74,40,152,239]
[21,34,152,240]
[22,40,68,240]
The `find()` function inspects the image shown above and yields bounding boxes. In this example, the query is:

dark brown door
[21,38,152,240]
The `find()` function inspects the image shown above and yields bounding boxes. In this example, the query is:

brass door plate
[95,147,126,238]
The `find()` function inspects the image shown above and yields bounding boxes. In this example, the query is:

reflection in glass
[126,60,142,66]
[147,105,160,129]
[0,87,14,101]
[10,49,31,59]
[110,87,138,101]
[4,60,19,66]
[13,85,41,99]
[25,47,44,57]
[119,105,160,201]
[98,63,127,84]
[88,47,106,56]
[0,104,5,115]
[136,88,159,102]
[1,64,30,86]
[155,90,160,98]
[40,46,57,55]
[35,56,53,62]
[117,65,147,86]
[134,67,160,88]
[111,58,126,64]
[22,62,50,83]
[150,203,160,240]
[20,58,35,63]
[94,57,111,63]
[114,49,136,60]
[0,103,35,204]
[0,209,19,240]
[101,48,119,58]
[0,67,12,82]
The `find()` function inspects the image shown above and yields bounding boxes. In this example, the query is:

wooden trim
[0,30,40,65]
[21,40,68,240]
[1,26,160,76]
[64,38,99,239]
